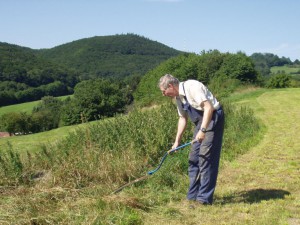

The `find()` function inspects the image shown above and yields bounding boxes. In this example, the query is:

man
[158,74,224,205]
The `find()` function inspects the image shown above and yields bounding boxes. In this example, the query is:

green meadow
[271,65,300,74]
[0,95,72,117]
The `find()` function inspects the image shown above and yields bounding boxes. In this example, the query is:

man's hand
[168,141,180,154]
[195,130,205,142]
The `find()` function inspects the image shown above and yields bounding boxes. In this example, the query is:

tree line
[0,78,134,135]
[250,52,299,77]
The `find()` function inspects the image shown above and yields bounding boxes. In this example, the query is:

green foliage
[250,52,293,77]
[1,34,180,106]
[0,144,24,185]
[208,76,241,99]
[270,65,300,87]
[60,79,128,125]
[216,52,258,82]
[266,74,291,88]
[0,98,261,191]
[0,96,67,133]
[0,112,32,134]
[221,102,261,161]
[134,51,259,106]
[0,42,77,106]
[31,96,64,131]
[0,97,263,223]
[37,34,182,80]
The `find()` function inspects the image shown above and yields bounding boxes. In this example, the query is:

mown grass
[142,88,300,225]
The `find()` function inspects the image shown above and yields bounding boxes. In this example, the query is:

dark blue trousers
[187,108,224,204]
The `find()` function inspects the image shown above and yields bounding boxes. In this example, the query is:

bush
[266,74,291,88]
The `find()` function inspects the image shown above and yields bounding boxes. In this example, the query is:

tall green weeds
[0,100,264,224]
[0,100,262,190]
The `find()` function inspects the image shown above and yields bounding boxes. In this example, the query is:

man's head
[158,74,179,97]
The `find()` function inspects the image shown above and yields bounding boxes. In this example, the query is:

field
[143,88,300,224]
[0,88,299,224]
[271,65,300,80]
[0,100,40,117]
[0,124,78,153]
[0,95,72,117]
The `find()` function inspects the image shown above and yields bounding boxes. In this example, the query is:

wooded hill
[0,34,182,106]
[37,34,182,79]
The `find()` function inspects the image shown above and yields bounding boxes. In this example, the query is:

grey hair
[158,74,179,89]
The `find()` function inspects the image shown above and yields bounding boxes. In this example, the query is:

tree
[0,112,31,135]
[63,79,127,123]
[266,74,291,88]
[216,52,258,82]
[32,96,64,130]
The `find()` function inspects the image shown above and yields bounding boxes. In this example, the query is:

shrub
[266,74,291,88]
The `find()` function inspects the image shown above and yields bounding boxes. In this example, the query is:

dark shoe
[189,201,209,209]
[197,201,210,205]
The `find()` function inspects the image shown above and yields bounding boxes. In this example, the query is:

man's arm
[172,115,188,149]
[195,100,214,142]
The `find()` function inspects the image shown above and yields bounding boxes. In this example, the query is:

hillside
[0,42,78,106]
[0,88,299,224]
[37,34,182,79]
[0,34,182,106]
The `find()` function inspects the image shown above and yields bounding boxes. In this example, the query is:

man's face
[160,84,177,98]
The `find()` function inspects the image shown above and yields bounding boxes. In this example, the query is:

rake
[111,140,195,194]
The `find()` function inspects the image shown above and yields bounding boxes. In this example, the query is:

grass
[0,88,299,224]
[271,65,300,75]
[0,124,78,153]
[0,95,72,117]
[0,100,40,117]
[142,88,300,224]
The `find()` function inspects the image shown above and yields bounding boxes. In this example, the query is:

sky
[1,0,300,61]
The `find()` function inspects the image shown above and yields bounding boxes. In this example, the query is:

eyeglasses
[160,85,170,95]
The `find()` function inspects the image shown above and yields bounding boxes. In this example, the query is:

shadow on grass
[216,188,291,205]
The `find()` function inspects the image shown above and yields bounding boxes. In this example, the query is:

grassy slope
[0,88,299,224]
[0,100,39,116]
[142,88,300,225]
[0,95,74,153]
[0,95,71,117]
[0,125,78,153]
[271,65,300,75]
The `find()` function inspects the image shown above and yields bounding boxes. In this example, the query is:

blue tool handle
[147,140,195,175]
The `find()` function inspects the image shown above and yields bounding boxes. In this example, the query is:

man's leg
[187,131,201,200]
[196,111,224,204]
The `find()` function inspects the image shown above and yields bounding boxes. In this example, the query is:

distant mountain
[37,34,183,79]
[0,34,182,106]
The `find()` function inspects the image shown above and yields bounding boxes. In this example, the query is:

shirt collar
[178,82,185,96]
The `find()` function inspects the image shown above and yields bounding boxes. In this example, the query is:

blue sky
[1,0,299,61]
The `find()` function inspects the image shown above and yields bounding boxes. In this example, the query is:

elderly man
[158,74,225,206]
